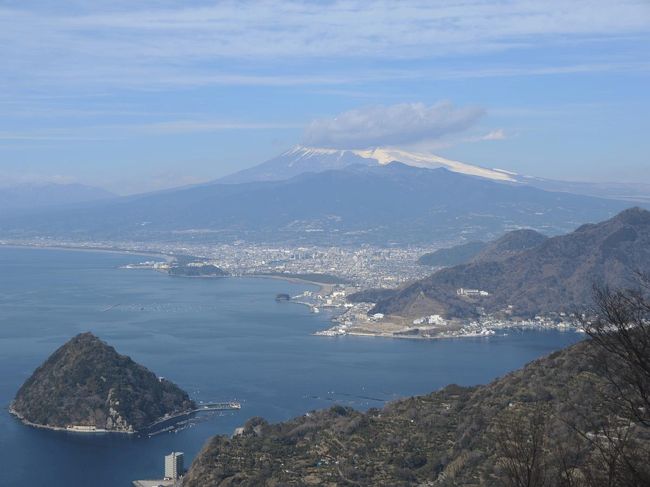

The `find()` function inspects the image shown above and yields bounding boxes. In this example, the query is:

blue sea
[0,247,583,486]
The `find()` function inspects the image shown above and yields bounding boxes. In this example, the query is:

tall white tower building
[164,452,184,480]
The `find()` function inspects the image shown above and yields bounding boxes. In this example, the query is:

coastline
[8,406,135,435]
[316,320,584,341]
[7,404,207,435]
[0,243,353,333]
[0,244,341,293]
[316,329,496,341]
[0,243,176,263]
[247,273,334,294]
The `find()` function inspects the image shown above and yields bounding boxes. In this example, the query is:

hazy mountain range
[0,183,115,214]
[0,163,634,245]
[0,147,646,245]
[371,207,650,319]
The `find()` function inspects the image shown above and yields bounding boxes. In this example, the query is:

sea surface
[0,247,583,486]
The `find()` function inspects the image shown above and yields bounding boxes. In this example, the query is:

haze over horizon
[2,0,649,194]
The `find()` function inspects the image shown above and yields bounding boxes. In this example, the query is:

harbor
[145,402,241,437]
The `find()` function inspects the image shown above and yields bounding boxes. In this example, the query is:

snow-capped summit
[218,145,518,184]
[351,147,517,182]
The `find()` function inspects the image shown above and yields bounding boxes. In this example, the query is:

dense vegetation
[12,333,195,432]
[418,240,488,267]
[185,278,650,486]
[470,228,548,263]
[373,208,650,319]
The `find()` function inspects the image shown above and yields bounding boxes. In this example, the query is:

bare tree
[494,405,550,487]
[573,276,650,486]
[586,278,650,427]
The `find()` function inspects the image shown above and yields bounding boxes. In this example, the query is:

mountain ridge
[217,145,650,203]
[0,182,116,215]
[372,207,650,319]
[184,336,649,486]
[219,145,518,185]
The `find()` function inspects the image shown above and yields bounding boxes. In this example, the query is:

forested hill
[417,240,488,267]
[373,207,650,319]
[11,332,195,432]
[417,229,548,267]
[184,333,649,486]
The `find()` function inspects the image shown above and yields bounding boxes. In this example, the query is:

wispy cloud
[2,1,649,91]
[302,101,485,149]
[0,131,105,142]
[137,120,302,134]
[478,129,507,141]
[0,119,301,143]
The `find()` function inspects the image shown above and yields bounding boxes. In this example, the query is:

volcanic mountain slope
[183,337,648,486]
[0,162,632,245]
[220,146,650,202]
[219,145,516,184]
[11,332,194,432]
[373,207,650,319]
[217,146,375,184]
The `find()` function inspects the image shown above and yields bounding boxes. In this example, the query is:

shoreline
[246,273,335,294]
[8,406,135,435]
[0,243,353,333]
[316,322,584,341]
[316,329,497,341]
[0,243,176,263]
[0,244,346,292]
[0,245,336,292]
[8,404,206,435]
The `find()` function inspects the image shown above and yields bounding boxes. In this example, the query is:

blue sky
[1,0,649,194]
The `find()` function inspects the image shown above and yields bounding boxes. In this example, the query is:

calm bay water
[0,247,582,486]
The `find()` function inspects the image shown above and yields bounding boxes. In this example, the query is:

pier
[196,401,241,411]
[144,402,241,436]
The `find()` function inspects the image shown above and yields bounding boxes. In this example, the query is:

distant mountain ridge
[0,182,115,214]
[0,163,634,245]
[372,207,650,319]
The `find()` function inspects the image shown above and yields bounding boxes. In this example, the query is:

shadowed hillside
[184,330,649,486]
[373,208,650,319]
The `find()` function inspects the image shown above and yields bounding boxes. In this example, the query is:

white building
[457,288,490,297]
[165,452,184,480]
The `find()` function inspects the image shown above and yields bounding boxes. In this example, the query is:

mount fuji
[219,146,518,185]
[1,146,646,245]
[220,146,650,202]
